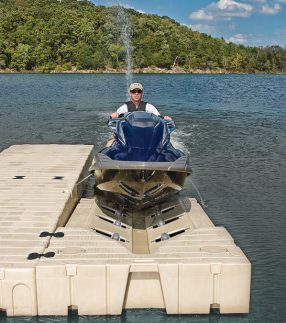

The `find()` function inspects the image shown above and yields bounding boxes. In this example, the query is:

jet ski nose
[131,170,155,182]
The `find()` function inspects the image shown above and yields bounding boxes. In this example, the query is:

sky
[91,0,286,47]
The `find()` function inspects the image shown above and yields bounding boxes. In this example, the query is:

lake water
[0,73,286,323]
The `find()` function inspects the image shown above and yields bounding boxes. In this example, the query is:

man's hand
[164,116,172,120]
[111,112,119,119]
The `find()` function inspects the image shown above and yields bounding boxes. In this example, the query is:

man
[110,83,171,120]
[106,82,171,147]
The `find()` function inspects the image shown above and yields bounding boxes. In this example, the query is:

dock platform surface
[0,145,94,315]
[0,145,251,316]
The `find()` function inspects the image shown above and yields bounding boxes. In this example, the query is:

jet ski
[91,111,191,208]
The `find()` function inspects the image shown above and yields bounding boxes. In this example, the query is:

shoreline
[1,67,286,75]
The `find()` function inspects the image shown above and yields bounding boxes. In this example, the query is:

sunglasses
[130,89,143,94]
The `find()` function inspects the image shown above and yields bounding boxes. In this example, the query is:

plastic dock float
[0,145,251,317]
[0,145,94,316]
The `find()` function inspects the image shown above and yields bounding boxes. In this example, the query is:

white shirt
[116,103,160,116]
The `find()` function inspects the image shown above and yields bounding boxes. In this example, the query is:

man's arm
[146,103,160,116]
[111,104,128,118]
[146,103,172,120]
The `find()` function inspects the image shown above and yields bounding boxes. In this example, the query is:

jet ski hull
[92,112,192,209]
[91,153,191,208]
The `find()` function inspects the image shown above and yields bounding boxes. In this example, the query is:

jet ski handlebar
[108,112,175,134]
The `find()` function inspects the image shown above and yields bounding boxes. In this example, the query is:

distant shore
[0,66,285,74]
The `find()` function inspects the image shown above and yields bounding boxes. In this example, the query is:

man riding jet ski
[106,82,171,147]
[91,83,191,208]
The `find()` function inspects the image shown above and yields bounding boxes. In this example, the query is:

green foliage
[0,0,285,72]
[10,43,32,70]
[0,54,7,68]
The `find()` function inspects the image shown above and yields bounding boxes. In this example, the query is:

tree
[0,0,285,73]
[10,44,32,70]
[0,53,7,68]
[76,42,93,69]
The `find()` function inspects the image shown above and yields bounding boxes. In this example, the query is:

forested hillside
[0,0,286,73]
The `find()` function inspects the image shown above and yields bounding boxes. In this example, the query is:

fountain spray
[116,6,133,99]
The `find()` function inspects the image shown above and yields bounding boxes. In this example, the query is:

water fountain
[116,5,133,99]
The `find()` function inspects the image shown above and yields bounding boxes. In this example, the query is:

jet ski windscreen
[118,113,167,149]
[103,112,181,162]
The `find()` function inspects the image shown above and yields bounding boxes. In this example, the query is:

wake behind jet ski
[91,111,191,208]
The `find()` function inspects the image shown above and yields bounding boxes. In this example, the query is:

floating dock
[0,145,251,316]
